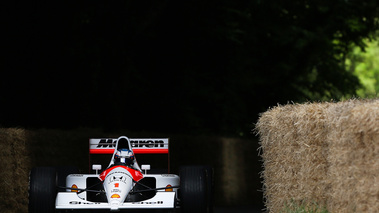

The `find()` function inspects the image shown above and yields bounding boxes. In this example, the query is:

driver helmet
[114,148,134,165]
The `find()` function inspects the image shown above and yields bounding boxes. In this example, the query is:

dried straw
[256,99,379,212]
[0,128,30,213]
[256,102,331,211]
[326,99,379,212]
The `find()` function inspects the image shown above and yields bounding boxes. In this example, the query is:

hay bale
[221,138,249,205]
[256,102,331,212]
[326,99,379,212]
[256,99,379,213]
[0,128,30,213]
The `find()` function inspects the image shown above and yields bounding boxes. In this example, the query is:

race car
[28,136,213,213]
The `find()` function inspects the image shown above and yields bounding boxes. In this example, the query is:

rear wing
[89,138,169,154]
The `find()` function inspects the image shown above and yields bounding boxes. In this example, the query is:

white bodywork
[55,136,179,211]
[56,173,179,211]
[103,166,134,208]
[56,192,176,210]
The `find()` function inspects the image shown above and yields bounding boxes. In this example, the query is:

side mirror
[92,164,102,174]
[141,164,151,175]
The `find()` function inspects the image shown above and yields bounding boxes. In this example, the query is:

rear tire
[28,167,57,213]
[179,166,209,213]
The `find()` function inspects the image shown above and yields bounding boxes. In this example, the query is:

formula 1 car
[28,136,213,213]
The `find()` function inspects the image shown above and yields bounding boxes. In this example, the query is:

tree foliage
[346,34,379,98]
[2,0,379,135]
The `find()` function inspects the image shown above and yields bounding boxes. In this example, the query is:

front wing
[56,191,176,210]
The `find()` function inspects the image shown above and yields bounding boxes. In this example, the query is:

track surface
[76,206,263,212]
[214,205,263,213]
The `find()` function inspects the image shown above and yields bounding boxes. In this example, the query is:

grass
[282,201,329,213]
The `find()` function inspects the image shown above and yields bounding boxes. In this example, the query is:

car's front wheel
[179,166,211,213]
[28,167,57,213]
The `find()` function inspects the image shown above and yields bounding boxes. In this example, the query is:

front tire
[179,166,209,213]
[28,167,57,213]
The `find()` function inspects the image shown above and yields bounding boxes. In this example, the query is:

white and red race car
[28,136,213,213]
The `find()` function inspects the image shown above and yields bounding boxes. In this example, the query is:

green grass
[282,201,329,213]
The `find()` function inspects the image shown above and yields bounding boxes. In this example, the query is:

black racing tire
[179,166,209,213]
[28,167,57,213]
[56,166,80,192]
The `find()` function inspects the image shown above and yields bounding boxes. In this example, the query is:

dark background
[3,0,379,135]
[2,1,379,211]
